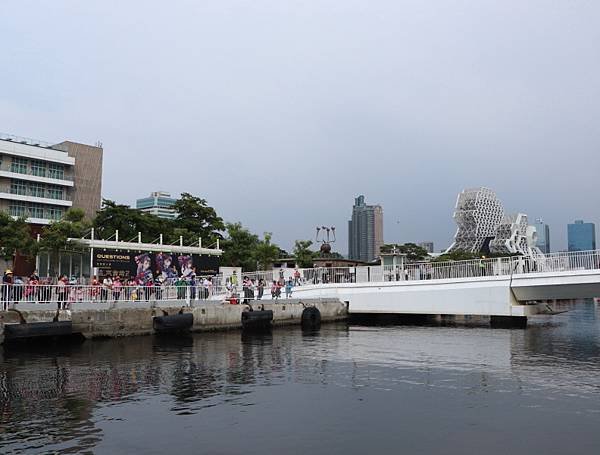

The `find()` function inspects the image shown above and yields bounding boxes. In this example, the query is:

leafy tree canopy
[219,222,260,271]
[219,223,284,271]
[254,232,280,270]
[93,199,162,242]
[293,240,316,268]
[39,208,91,255]
[173,193,225,243]
[380,243,430,261]
[0,212,36,261]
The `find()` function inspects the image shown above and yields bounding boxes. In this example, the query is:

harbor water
[1,301,600,454]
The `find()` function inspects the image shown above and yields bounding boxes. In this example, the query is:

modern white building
[0,133,103,225]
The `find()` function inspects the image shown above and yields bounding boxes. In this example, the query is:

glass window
[47,185,64,200]
[48,163,64,180]
[29,203,44,219]
[9,202,27,217]
[10,157,28,174]
[29,182,45,198]
[31,160,46,177]
[47,206,64,221]
[10,180,27,195]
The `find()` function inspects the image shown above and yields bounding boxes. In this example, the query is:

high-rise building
[348,195,383,262]
[534,219,550,254]
[567,220,596,252]
[0,133,103,224]
[136,191,177,219]
[418,241,434,253]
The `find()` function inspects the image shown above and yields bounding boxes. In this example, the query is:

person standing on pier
[2,269,13,310]
[285,278,293,299]
[257,278,265,300]
[154,272,163,301]
[479,256,487,276]
[101,275,113,301]
[56,275,69,309]
[242,276,251,304]
[113,276,122,301]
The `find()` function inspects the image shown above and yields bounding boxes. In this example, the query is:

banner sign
[193,255,220,276]
[93,251,220,280]
[93,252,140,280]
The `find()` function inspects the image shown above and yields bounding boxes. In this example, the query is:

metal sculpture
[446,187,543,257]
[446,187,504,253]
[316,226,336,255]
[489,213,542,257]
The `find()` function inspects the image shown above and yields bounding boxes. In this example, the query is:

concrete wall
[54,141,103,220]
[289,277,522,316]
[511,269,600,300]
[0,298,347,342]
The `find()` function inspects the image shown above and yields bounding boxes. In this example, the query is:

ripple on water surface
[1,301,600,454]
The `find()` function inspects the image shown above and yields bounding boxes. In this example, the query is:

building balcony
[0,190,72,207]
[0,137,75,166]
[10,215,53,225]
[0,166,74,187]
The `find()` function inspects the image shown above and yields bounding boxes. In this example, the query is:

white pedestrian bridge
[235,250,600,320]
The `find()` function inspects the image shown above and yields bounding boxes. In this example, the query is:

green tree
[432,250,480,262]
[0,212,36,263]
[172,193,225,244]
[219,222,260,271]
[254,232,280,270]
[293,240,315,268]
[93,199,163,242]
[380,243,429,261]
[39,208,92,270]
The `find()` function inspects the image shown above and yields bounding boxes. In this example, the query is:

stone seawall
[0,299,348,343]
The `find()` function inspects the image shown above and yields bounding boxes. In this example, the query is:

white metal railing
[3,250,600,308]
[0,284,221,310]
[228,249,600,289]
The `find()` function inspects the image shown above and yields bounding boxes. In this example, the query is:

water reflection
[1,302,599,453]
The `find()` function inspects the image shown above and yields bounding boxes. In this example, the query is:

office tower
[136,191,177,219]
[568,220,596,252]
[348,195,383,262]
[534,219,551,254]
[418,242,434,253]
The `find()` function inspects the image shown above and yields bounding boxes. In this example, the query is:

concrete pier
[0,299,348,343]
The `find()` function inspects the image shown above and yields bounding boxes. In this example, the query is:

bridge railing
[0,284,220,309]
[3,250,599,308]
[235,249,600,288]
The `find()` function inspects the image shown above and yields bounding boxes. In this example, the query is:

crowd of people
[225,270,296,304]
[1,267,215,310]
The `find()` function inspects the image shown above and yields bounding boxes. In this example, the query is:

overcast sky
[2,0,599,253]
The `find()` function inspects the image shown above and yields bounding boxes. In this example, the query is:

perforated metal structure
[447,187,505,253]
[490,213,540,256]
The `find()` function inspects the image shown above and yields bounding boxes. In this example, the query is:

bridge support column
[490,315,527,328]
